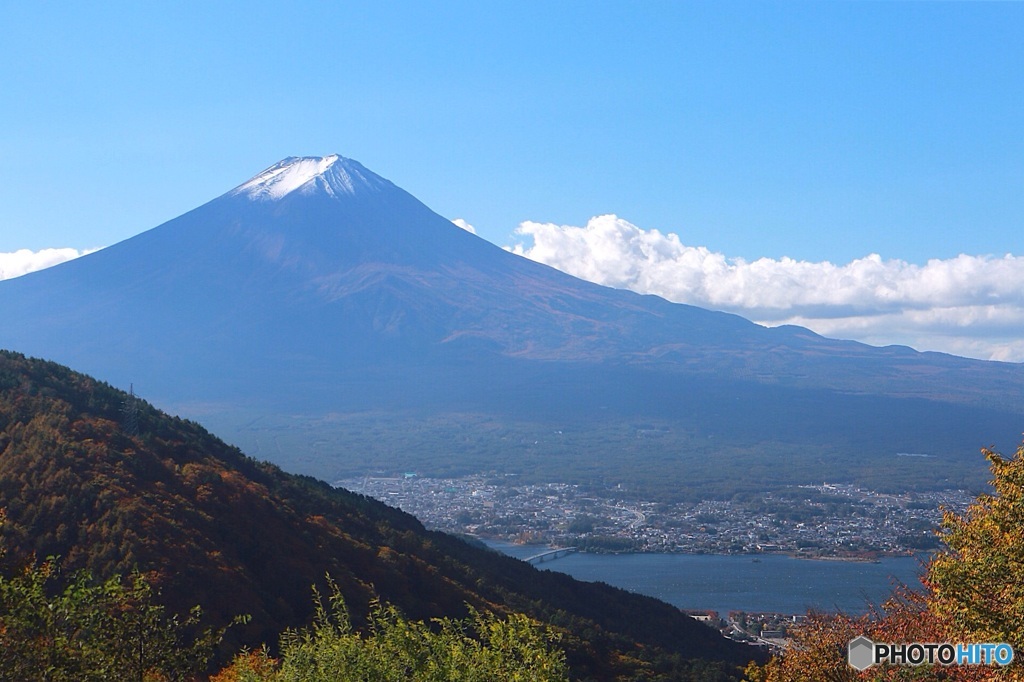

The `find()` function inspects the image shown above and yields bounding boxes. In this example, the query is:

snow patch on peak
[232,155,388,201]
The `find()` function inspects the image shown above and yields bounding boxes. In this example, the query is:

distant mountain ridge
[0,155,1021,492]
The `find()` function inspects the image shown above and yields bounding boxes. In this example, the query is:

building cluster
[338,475,973,558]
[695,611,807,650]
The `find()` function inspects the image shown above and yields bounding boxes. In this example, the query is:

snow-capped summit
[232,155,390,200]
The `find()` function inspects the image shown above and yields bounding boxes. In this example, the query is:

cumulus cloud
[0,247,102,281]
[451,218,477,234]
[508,215,1024,362]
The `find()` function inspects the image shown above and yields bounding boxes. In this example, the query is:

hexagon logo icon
[848,635,875,671]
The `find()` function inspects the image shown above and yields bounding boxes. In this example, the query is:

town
[338,474,974,558]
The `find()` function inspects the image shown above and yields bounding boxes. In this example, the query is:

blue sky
[2,2,1022,359]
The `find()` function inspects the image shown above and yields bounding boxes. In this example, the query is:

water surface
[486,541,925,616]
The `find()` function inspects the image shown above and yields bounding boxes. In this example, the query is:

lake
[484,540,927,616]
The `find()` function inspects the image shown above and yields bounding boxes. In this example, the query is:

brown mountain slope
[0,350,760,680]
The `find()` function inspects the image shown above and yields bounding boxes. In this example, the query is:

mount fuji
[2,155,1021,493]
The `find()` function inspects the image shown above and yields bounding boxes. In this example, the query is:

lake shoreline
[481,539,926,616]
[472,536,920,563]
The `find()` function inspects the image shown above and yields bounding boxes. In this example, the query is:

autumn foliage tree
[746,442,1024,681]
[929,446,1024,649]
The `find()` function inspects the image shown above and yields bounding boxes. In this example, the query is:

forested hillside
[0,350,758,680]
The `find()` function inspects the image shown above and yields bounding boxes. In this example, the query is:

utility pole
[122,383,140,437]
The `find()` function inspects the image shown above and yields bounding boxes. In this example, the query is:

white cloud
[451,218,477,234]
[508,215,1024,362]
[0,247,102,281]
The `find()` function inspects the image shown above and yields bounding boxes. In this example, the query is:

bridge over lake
[524,547,578,564]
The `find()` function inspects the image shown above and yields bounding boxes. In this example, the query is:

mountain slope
[0,156,768,383]
[0,155,1021,493]
[0,350,759,679]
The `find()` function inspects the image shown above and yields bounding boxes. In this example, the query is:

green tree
[214,578,569,682]
[0,563,228,681]
[87,571,235,682]
[0,512,235,682]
